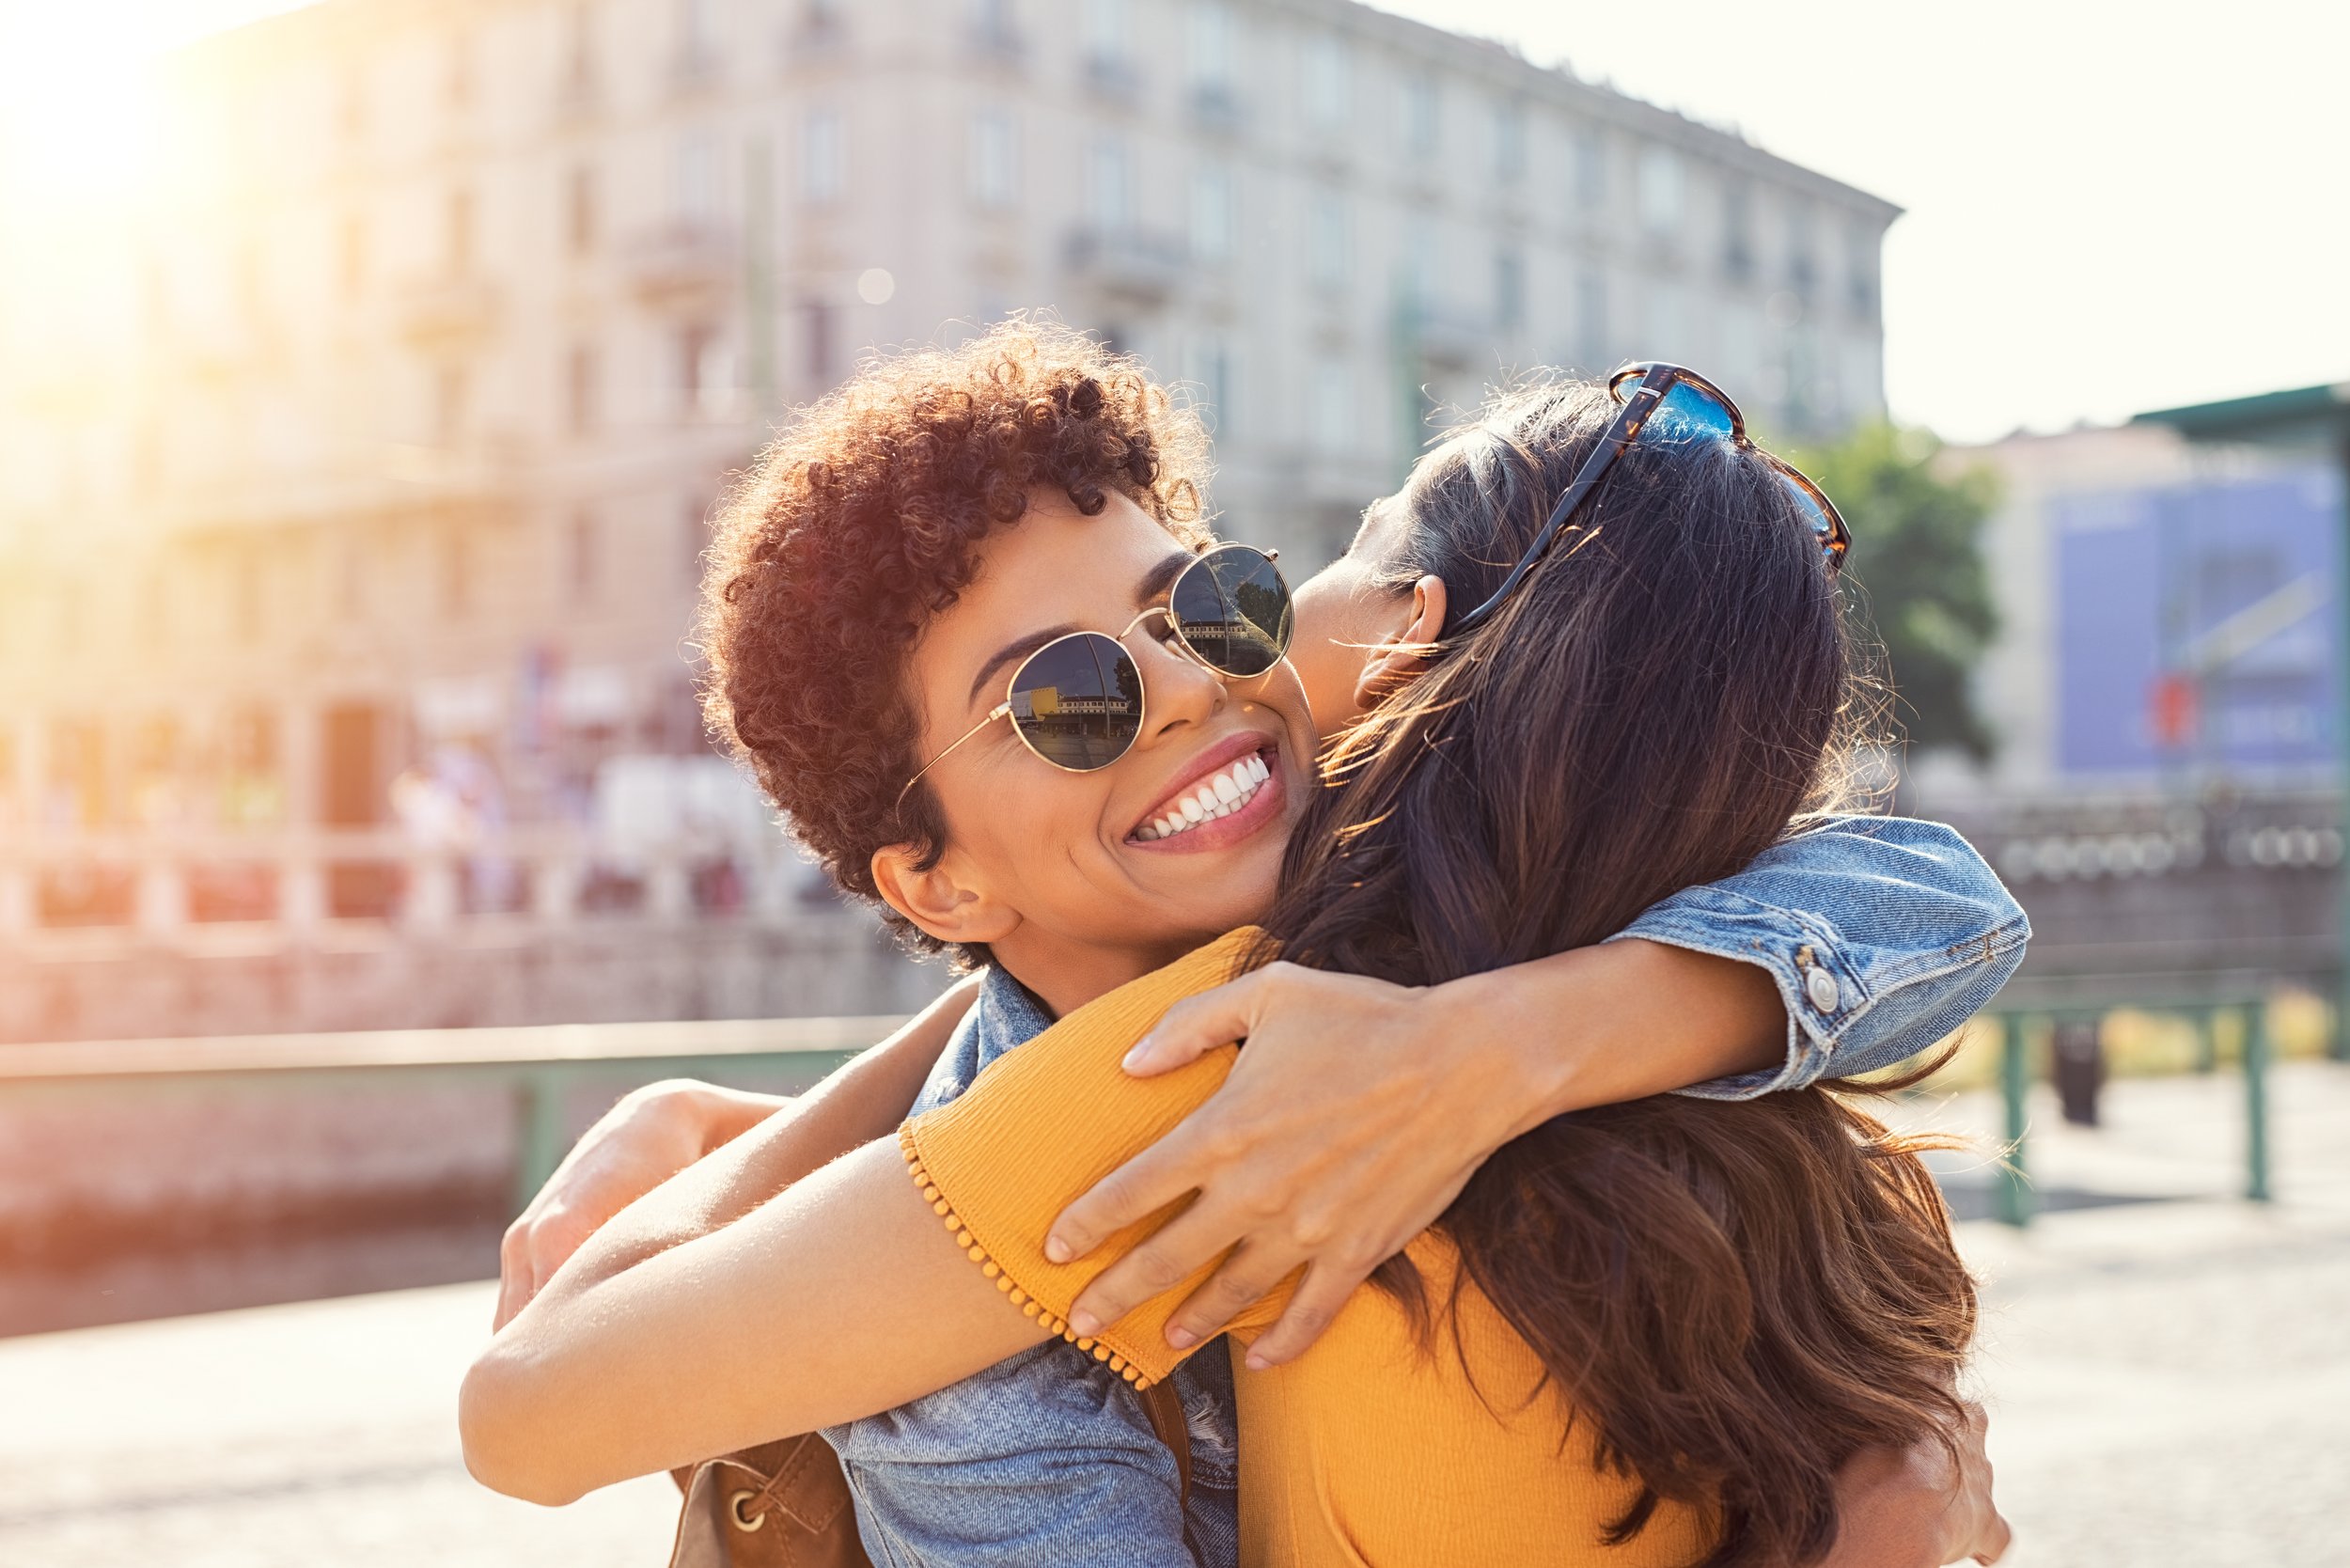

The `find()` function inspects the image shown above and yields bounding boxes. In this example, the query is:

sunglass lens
[1780,470,1849,570]
[1646,379,1739,442]
[1172,547,1293,678]
[1008,633,1143,770]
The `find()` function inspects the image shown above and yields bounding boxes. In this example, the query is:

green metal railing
[1987,992,2275,1227]
[0,1014,907,1215]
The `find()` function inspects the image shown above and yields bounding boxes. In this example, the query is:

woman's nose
[1131,627,1224,742]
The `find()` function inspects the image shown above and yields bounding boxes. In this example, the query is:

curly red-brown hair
[698,321,1214,954]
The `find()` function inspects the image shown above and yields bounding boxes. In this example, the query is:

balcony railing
[395,274,502,347]
[625,222,739,306]
[1063,227,1190,304]
[1394,299,1496,369]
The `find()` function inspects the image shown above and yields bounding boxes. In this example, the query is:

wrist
[1434,962,1598,1141]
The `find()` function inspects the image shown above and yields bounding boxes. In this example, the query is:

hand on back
[493,1080,788,1329]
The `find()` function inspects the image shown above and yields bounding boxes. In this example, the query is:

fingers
[1048,1124,1215,1264]
[1159,1237,1299,1352]
[1236,1259,1364,1368]
[493,1219,532,1330]
[1120,968,1281,1075]
[1065,1197,1248,1339]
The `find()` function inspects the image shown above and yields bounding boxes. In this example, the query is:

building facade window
[1574,127,1606,211]
[1311,355,1354,452]
[803,300,836,383]
[675,133,717,225]
[968,108,1017,209]
[1785,203,1817,299]
[1402,224,1439,314]
[438,527,472,620]
[1185,330,1231,433]
[1636,146,1684,237]
[446,187,474,274]
[1402,71,1439,156]
[800,107,843,206]
[1190,163,1234,262]
[1845,222,1878,318]
[1302,35,1349,130]
[568,509,599,602]
[1188,1,1233,88]
[1087,135,1133,230]
[567,164,598,253]
[1576,268,1608,367]
[1084,0,1129,62]
[338,212,367,299]
[1308,190,1349,290]
[1722,181,1754,282]
[968,0,1017,49]
[566,342,598,434]
[1494,246,1524,330]
[677,322,723,416]
[1493,100,1526,182]
[433,361,468,443]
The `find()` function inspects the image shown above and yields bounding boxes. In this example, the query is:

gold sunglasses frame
[895,546,1285,808]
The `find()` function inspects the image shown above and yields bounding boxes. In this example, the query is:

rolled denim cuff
[1606,898,2030,1101]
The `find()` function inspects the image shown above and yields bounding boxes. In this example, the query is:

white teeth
[1136,750,1273,842]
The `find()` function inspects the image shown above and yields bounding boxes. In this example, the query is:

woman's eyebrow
[967,623,1080,712]
[964,551,1196,710]
[1135,550,1192,606]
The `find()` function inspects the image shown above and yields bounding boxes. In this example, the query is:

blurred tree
[1794,420,2002,761]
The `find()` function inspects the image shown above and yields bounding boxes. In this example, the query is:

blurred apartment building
[0,0,1897,1042]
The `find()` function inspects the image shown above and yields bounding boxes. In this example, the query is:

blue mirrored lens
[1643,379,1738,443]
[1783,474,1834,545]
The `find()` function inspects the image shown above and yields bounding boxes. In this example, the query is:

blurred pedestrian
[2052,1018,2106,1126]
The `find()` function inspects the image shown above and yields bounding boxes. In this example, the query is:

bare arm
[494,975,978,1328]
[462,1133,1040,1506]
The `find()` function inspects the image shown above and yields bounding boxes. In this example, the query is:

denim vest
[823,813,2027,1568]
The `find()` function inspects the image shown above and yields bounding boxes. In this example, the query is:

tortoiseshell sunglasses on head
[1449,362,1852,637]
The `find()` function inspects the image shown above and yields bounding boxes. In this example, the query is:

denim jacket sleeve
[1606,814,2029,1100]
[824,1341,1195,1568]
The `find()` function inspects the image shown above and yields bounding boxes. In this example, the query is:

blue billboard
[2056,465,2342,775]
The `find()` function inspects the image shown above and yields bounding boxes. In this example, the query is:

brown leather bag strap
[1139,1379,1192,1508]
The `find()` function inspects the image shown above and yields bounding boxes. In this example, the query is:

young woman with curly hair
[467,326,2020,1566]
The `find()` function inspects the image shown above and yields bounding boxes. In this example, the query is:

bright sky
[6,0,2342,442]
[1379,0,2350,441]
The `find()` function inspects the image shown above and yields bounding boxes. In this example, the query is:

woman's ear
[870,841,1019,949]
[1352,573,1449,709]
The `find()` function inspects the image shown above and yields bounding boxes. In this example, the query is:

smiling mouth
[1132,748,1274,843]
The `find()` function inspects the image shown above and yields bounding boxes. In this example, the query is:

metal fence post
[1997,1013,2033,1227]
[513,1070,568,1217]
[2246,999,2273,1203]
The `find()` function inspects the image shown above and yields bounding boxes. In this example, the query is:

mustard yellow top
[901,931,1711,1567]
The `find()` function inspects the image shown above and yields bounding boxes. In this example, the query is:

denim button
[1805,964,1841,1013]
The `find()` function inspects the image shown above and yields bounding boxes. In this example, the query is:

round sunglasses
[1449,362,1852,636]
[897,543,1293,804]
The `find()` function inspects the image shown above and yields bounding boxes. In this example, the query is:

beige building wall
[0,0,1897,1039]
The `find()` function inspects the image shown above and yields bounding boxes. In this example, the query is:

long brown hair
[1259,382,1973,1566]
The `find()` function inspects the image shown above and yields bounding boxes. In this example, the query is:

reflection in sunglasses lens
[1644,379,1738,442]
[1008,633,1144,771]
[1173,548,1293,678]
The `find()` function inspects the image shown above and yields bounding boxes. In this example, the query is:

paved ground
[3,1063,2344,1567]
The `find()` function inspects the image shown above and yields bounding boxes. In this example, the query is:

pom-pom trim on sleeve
[900,1126,1153,1387]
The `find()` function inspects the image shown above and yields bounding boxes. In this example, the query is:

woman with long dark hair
[467,369,1991,1565]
